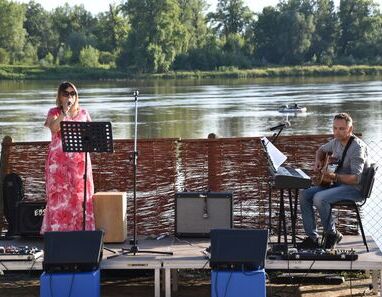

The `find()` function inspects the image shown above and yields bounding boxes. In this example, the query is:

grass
[1,64,382,80]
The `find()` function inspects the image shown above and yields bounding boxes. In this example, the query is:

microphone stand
[271,125,285,144]
[108,91,172,259]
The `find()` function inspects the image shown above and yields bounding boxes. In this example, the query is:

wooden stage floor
[1,234,381,297]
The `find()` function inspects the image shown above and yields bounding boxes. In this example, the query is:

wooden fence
[1,134,360,237]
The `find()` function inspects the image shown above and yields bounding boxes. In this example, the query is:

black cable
[0,260,8,271]
[269,257,292,297]
[28,252,43,275]
[173,236,208,250]
[67,273,75,297]
[202,259,210,269]
[223,271,233,297]
[48,272,76,297]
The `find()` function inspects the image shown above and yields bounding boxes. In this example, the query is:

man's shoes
[297,237,321,250]
[323,231,343,249]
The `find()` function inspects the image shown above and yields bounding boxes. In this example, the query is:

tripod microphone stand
[108,90,172,259]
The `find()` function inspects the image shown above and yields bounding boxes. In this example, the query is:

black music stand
[60,121,113,230]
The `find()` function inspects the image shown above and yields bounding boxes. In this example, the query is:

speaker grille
[175,192,232,237]
[17,201,45,236]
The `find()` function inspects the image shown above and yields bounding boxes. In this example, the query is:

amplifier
[17,201,46,236]
[175,192,233,237]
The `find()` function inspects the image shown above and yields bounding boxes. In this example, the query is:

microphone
[203,196,209,219]
[269,121,291,131]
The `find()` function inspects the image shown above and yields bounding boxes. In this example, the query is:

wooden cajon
[93,192,127,243]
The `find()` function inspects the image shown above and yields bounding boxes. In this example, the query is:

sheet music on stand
[260,137,287,172]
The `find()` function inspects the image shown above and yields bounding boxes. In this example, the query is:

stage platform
[0,235,381,297]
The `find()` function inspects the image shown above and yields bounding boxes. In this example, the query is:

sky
[13,0,382,15]
[12,0,280,14]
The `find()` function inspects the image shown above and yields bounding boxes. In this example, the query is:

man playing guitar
[299,113,370,250]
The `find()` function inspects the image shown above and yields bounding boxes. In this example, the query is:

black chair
[330,163,378,252]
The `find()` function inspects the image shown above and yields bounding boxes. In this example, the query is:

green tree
[51,4,97,64]
[67,31,97,63]
[119,0,187,72]
[309,0,338,64]
[99,51,116,65]
[207,0,254,39]
[24,1,59,60]
[40,52,54,66]
[21,41,38,64]
[94,4,130,52]
[0,48,10,64]
[56,45,73,65]
[178,0,209,50]
[0,0,26,63]
[254,1,315,65]
[278,0,315,64]
[338,0,382,62]
[254,7,283,64]
[79,45,100,67]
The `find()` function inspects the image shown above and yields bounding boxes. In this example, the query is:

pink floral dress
[40,107,95,233]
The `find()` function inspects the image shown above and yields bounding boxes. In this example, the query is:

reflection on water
[1,77,382,143]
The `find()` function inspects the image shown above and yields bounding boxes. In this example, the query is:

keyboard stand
[271,186,300,247]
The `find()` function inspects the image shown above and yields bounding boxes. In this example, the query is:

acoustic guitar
[316,153,338,187]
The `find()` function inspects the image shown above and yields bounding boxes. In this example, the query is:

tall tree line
[0,0,382,72]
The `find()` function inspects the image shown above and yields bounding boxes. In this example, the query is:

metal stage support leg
[165,268,172,297]
[154,268,160,297]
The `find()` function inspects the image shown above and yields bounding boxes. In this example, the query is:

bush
[99,51,115,66]
[0,48,10,64]
[39,52,54,66]
[57,46,73,65]
[79,46,100,67]
[21,42,38,65]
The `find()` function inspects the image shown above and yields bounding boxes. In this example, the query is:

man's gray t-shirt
[319,135,369,191]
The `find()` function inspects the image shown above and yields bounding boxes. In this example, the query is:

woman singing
[41,81,95,233]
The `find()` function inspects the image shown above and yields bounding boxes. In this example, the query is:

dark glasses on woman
[62,91,77,97]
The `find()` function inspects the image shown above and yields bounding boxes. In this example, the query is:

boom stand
[60,121,113,230]
[109,91,172,259]
[270,126,285,144]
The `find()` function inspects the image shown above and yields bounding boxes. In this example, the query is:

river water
[1,76,381,142]
[0,76,382,246]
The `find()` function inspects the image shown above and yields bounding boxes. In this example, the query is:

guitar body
[316,153,337,187]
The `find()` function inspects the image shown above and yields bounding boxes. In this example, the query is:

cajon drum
[93,192,127,243]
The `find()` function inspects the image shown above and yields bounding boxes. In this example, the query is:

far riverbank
[1,64,382,81]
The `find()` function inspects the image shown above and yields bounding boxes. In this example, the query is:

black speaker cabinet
[3,173,24,236]
[43,230,104,273]
[17,201,46,236]
[175,192,233,237]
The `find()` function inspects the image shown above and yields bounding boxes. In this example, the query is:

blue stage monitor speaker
[211,269,266,297]
[43,230,103,273]
[210,229,269,270]
[175,192,233,237]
